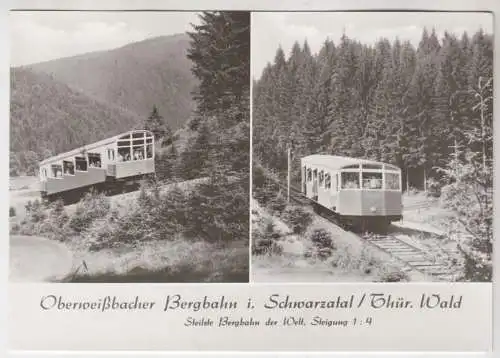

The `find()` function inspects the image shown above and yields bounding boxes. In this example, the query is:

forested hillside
[253,29,493,190]
[10,68,143,176]
[10,33,197,176]
[28,34,196,131]
[253,27,493,282]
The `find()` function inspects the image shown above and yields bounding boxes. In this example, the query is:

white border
[2,0,499,357]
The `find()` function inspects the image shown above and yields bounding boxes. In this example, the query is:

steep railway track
[360,233,455,280]
[271,178,456,281]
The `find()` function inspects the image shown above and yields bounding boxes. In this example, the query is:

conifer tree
[145,105,171,144]
[187,11,250,119]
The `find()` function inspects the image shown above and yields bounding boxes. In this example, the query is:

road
[10,235,74,282]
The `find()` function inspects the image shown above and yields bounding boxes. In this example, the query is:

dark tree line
[253,28,493,190]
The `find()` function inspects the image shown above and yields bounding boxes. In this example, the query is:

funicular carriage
[39,130,156,203]
[301,155,403,231]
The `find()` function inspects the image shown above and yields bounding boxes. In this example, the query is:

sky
[10,11,202,66]
[251,11,494,79]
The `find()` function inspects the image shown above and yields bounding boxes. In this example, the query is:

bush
[9,207,16,217]
[267,193,287,215]
[24,199,47,223]
[69,191,111,233]
[378,271,409,282]
[310,228,334,249]
[306,229,335,259]
[16,198,73,241]
[185,176,248,243]
[252,220,283,256]
[426,178,441,198]
[281,206,313,235]
[83,210,122,250]
[439,151,492,281]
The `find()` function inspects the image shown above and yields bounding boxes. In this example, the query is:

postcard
[4,0,497,356]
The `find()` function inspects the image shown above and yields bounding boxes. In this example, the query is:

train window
[133,139,145,146]
[106,149,115,161]
[120,134,131,139]
[63,160,75,175]
[132,132,145,138]
[118,147,131,161]
[132,146,145,160]
[341,172,360,189]
[146,138,153,144]
[88,153,101,168]
[75,156,87,171]
[146,144,153,159]
[307,168,312,182]
[362,172,382,189]
[343,164,360,169]
[51,164,63,178]
[362,163,382,169]
[385,172,400,190]
[336,174,339,191]
[318,171,324,187]
[313,169,318,179]
[325,173,331,189]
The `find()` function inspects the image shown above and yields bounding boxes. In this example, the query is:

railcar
[301,155,402,230]
[39,130,155,203]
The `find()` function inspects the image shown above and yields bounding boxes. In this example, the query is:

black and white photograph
[251,11,493,283]
[9,10,250,283]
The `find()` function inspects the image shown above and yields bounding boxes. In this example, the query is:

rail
[263,172,456,281]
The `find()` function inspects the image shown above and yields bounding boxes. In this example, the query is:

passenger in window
[369,178,381,189]
[345,181,358,189]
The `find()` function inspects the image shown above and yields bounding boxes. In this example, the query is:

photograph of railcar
[9,10,250,283]
[251,11,493,283]
[301,155,402,231]
[39,130,155,203]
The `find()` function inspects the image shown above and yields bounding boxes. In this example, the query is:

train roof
[301,155,400,171]
[39,129,153,166]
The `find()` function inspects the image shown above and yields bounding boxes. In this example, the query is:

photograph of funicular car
[39,129,155,203]
[301,155,403,231]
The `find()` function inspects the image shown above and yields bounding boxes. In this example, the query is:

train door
[312,168,318,200]
[305,167,313,198]
[333,172,340,211]
[303,166,307,195]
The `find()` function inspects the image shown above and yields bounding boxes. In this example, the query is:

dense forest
[253,27,493,281]
[253,28,493,190]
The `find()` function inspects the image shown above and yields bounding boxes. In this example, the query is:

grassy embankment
[10,176,248,283]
